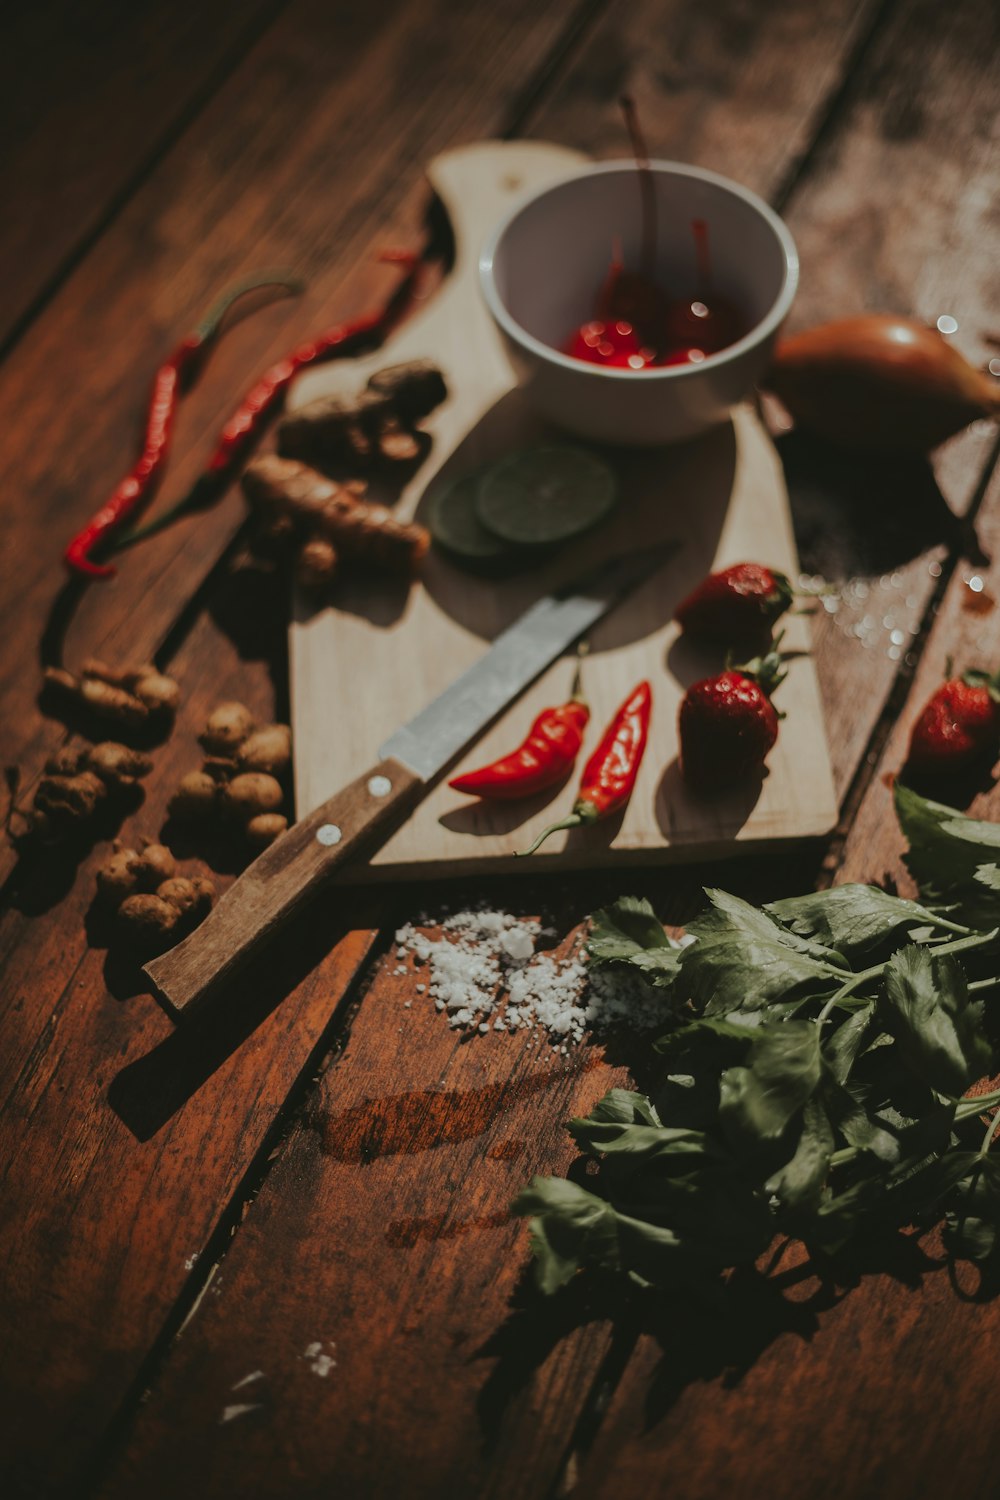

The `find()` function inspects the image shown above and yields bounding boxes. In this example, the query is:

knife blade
[144,542,678,1017]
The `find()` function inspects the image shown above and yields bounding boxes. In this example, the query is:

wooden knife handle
[144,757,422,1018]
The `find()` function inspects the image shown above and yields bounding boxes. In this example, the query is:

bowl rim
[479,158,799,382]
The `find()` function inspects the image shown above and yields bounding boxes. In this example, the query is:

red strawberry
[674,562,794,642]
[905,668,1000,778]
[678,648,786,792]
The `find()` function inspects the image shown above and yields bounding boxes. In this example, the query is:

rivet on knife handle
[143,757,421,1018]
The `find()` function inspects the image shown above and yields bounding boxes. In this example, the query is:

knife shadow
[107,885,381,1140]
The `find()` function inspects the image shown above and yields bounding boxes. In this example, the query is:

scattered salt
[394,906,673,1047]
[220,1403,261,1424]
[231,1370,264,1391]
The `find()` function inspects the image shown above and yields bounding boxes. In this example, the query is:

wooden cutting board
[288,141,837,878]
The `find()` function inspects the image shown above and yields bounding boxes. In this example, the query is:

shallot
[764,314,1000,453]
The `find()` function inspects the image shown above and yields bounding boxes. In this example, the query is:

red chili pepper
[449,666,589,800]
[111,249,426,556]
[63,271,302,579]
[519,680,652,855]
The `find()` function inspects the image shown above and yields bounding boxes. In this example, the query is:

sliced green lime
[475,445,618,546]
[428,472,523,564]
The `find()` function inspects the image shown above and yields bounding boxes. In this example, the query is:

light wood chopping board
[288,141,837,878]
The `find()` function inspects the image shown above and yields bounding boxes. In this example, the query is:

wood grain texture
[146,756,421,1016]
[95,941,631,1500]
[0,0,281,351]
[290,143,836,875]
[0,561,378,1500]
[531,0,1000,801]
[77,4,896,1498]
[568,473,1000,1500]
[0,0,589,891]
[0,0,602,1484]
[773,0,1000,795]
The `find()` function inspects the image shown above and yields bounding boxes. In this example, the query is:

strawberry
[678,647,786,792]
[674,562,794,643]
[904,668,1000,779]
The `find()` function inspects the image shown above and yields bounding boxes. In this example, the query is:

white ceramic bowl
[480,160,798,447]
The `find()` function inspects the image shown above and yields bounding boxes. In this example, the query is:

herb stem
[830,1146,860,1169]
[817,962,884,1023]
[956,1088,1000,1122]
[980,1107,1000,1156]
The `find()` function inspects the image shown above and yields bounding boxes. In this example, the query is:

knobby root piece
[221,772,284,822]
[96,846,145,905]
[246,812,288,849]
[236,724,292,777]
[47,661,181,731]
[117,893,181,944]
[198,702,256,757]
[167,770,220,820]
[157,875,215,920]
[296,536,339,590]
[136,840,176,887]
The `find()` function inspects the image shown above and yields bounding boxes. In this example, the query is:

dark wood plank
[0,0,281,353]
[82,4,888,1496]
[569,462,1000,1500]
[0,0,593,891]
[773,0,1000,795]
[0,0,602,1490]
[0,558,378,1500]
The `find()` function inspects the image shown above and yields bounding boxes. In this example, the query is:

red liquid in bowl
[563,218,748,369]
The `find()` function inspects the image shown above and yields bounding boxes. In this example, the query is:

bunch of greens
[513,783,1000,1293]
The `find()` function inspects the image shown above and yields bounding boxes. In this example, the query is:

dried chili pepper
[519,680,652,854]
[63,272,302,579]
[449,662,589,800]
[112,250,426,554]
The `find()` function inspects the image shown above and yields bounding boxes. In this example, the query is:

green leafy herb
[514,787,1000,1295]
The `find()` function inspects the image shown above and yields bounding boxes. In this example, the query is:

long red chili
[449,665,589,800]
[519,680,652,855]
[111,250,426,555]
[63,272,302,579]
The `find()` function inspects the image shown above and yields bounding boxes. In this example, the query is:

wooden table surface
[3,2,999,1495]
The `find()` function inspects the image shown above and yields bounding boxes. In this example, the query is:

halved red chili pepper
[63,271,302,579]
[449,662,589,800]
[519,680,652,855]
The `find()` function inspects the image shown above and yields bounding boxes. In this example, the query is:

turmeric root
[243,456,429,576]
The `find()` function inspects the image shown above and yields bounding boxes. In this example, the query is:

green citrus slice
[428,472,522,563]
[475,445,618,546]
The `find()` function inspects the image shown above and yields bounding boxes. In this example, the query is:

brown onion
[764,315,1000,453]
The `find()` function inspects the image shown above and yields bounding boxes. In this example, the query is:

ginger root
[100,844,216,951]
[168,705,292,851]
[277,359,446,468]
[199,702,256,757]
[44,661,180,735]
[20,740,154,844]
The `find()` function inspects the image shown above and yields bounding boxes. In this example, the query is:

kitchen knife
[144,544,677,1017]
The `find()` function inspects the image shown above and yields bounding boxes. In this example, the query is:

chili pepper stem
[194,269,304,344]
[517,814,583,857]
[109,250,428,557]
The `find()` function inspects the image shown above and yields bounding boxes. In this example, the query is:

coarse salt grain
[395,907,673,1046]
